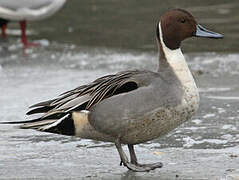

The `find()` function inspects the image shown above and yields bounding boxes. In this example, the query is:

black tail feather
[1,114,75,136]
[0,118,41,124]
[39,114,75,135]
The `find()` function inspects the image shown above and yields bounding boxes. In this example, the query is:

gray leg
[115,139,157,172]
[128,144,163,170]
[115,139,129,165]
[128,144,137,164]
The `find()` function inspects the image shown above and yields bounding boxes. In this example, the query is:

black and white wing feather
[18,70,142,135]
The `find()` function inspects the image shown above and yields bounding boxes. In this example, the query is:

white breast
[158,23,200,113]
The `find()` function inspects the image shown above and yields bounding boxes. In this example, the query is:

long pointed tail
[0,118,43,125]
[0,113,75,136]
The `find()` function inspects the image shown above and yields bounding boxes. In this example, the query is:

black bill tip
[194,24,223,39]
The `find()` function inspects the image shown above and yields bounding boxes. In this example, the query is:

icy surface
[0,45,239,179]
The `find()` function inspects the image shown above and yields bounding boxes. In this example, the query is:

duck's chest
[173,59,200,115]
[160,62,200,127]
[122,83,199,145]
[121,60,200,144]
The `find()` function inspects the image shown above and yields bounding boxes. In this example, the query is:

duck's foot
[125,162,162,172]
[137,162,163,169]
[128,144,163,170]
[125,162,153,172]
[120,161,163,171]
[116,140,163,172]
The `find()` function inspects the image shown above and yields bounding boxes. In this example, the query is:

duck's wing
[0,0,66,21]
[28,70,142,114]
[17,70,146,135]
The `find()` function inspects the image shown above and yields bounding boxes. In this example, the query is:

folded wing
[21,70,141,135]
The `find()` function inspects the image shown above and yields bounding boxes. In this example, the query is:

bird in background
[0,0,66,48]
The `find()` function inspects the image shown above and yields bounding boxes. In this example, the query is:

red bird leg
[1,24,7,38]
[19,20,40,47]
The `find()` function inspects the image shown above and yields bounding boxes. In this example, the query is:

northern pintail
[0,0,66,47]
[2,9,223,172]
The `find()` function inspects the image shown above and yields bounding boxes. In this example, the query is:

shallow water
[0,0,239,179]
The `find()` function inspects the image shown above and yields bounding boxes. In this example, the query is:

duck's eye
[181,19,186,23]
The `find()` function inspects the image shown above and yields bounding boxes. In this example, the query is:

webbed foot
[116,141,163,172]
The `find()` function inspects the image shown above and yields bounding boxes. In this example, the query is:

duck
[0,0,66,47]
[1,9,223,172]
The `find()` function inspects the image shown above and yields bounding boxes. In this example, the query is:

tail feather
[1,113,75,136]
[26,106,54,115]
[29,99,56,108]
[0,118,43,124]
[24,114,75,136]
[38,114,69,131]
[21,119,57,129]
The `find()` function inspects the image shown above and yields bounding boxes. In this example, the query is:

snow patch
[192,119,202,125]
[183,137,228,148]
[203,113,216,119]
[222,125,237,130]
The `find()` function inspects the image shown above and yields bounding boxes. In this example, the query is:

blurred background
[0,0,239,179]
[3,0,239,52]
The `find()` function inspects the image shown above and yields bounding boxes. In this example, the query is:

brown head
[156,9,223,50]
